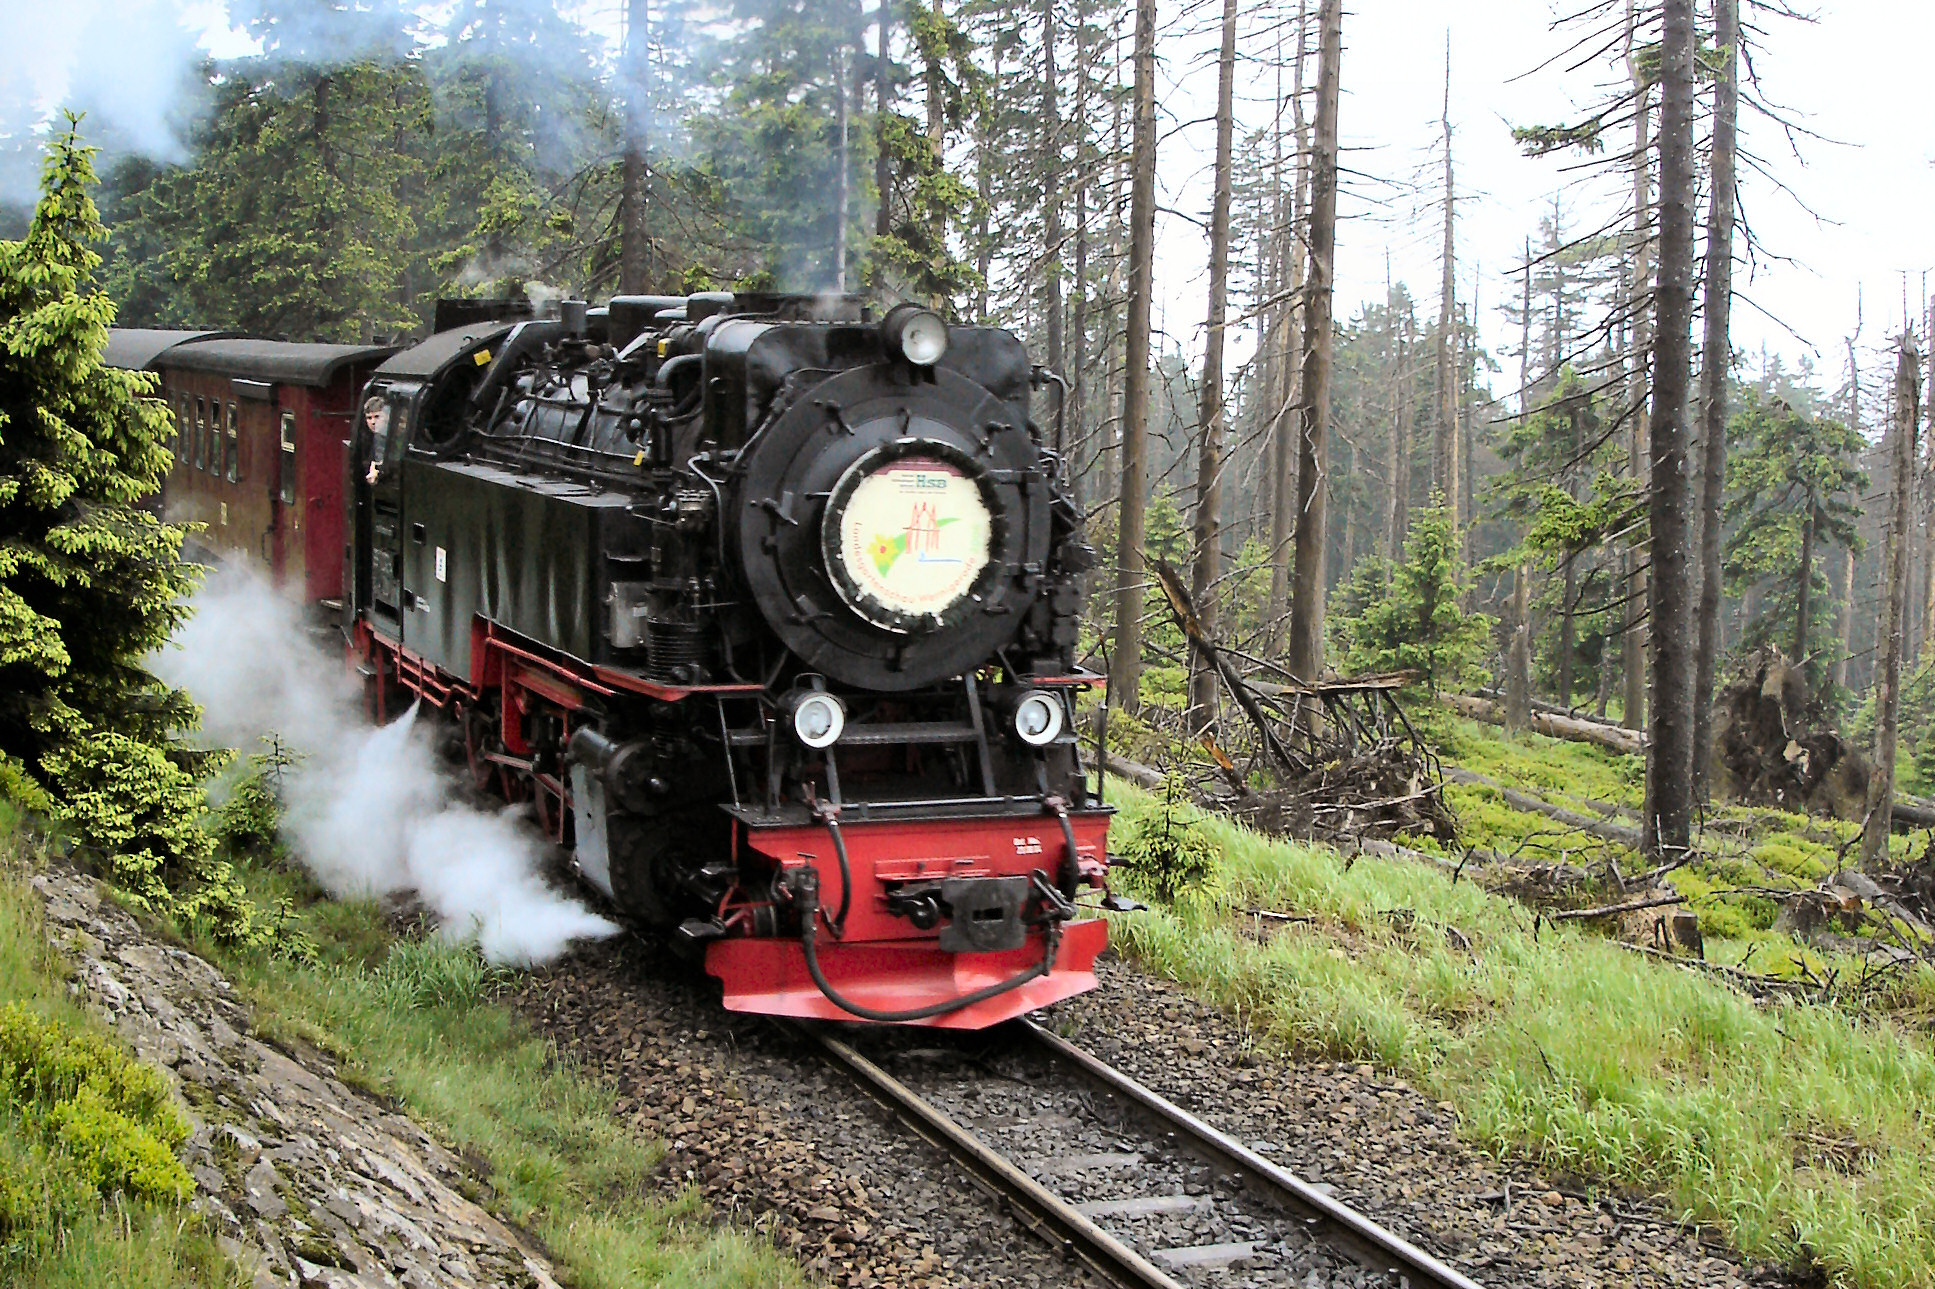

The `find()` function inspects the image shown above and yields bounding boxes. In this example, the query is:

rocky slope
[29,868,564,1289]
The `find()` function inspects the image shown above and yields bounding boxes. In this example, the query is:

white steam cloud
[151,565,618,965]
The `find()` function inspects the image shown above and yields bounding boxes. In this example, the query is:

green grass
[1104,778,1935,1289]
[182,852,807,1289]
[0,815,245,1289]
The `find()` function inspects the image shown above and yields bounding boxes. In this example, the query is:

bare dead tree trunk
[1186,0,1239,732]
[1621,0,1652,732]
[1432,37,1458,517]
[833,46,851,290]
[1691,0,1737,799]
[619,0,651,293]
[1266,0,1309,642]
[1518,237,1533,409]
[1387,313,1410,561]
[1839,319,1865,692]
[1919,294,1935,654]
[1286,0,1341,686]
[1097,14,1127,496]
[1642,0,1697,862]
[1383,259,1405,562]
[1068,9,1091,507]
[1836,545,1857,692]
[1922,302,1935,660]
[875,0,892,242]
[1040,0,1064,377]
[1863,337,1923,866]
[1254,66,1285,555]
[1505,563,1533,734]
[1109,0,1157,711]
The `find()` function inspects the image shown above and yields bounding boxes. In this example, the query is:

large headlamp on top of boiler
[880,304,949,367]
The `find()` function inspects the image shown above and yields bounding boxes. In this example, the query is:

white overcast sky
[1147,0,1934,398]
[7,0,1928,394]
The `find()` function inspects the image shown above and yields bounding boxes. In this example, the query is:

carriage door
[272,408,303,590]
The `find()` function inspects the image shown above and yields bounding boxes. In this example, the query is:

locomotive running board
[706,919,1108,1029]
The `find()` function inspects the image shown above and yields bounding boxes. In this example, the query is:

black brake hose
[800,918,1062,1023]
[1048,799,1082,901]
[819,808,853,936]
[792,871,1063,1023]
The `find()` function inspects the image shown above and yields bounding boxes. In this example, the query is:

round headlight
[789,691,846,749]
[1012,691,1064,747]
[883,304,949,366]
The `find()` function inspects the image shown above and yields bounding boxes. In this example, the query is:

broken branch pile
[1149,560,1456,844]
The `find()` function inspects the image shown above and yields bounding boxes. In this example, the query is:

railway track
[805,1019,1487,1289]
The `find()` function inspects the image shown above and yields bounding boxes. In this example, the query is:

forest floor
[1095,704,1935,1289]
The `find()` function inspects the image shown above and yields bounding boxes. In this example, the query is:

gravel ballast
[516,931,1792,1289]
[512,934,1104,1289]
[1037,958,1789,1289]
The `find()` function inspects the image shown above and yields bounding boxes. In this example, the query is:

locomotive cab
[345,291,1116,1027]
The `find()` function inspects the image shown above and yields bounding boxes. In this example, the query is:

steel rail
[1020,1019,1488,1289]
[803,1026,1187,1289]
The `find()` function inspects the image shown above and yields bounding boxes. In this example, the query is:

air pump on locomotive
[342,291,1121,1026]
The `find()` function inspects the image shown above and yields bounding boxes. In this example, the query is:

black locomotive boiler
[344,291,1120,1026]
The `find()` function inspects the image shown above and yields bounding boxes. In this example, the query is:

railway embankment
[1,827,806,1289]
[26,864,567,1289]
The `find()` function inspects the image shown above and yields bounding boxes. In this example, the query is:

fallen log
[1549,892,1686,921]
[1445,693,1646,757]
[1471,686,1632,731]
[1893,794,1935,830]
[1096,748,1165,791]
[1442,767,1644,848]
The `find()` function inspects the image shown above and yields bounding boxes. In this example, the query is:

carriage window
[278,411,297,505]
[194,397,207,471]
[225,403,240,483]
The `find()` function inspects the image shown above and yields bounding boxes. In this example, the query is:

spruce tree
[0,118,255,940]
[1723,388,1864,686]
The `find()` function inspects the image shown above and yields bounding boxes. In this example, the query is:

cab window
[362,393,391,465]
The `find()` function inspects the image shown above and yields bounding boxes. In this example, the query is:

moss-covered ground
[1096,705,1935,1289]
[0,811,245,1289]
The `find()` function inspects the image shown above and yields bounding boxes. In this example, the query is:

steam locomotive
[115,291,1119,1027]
